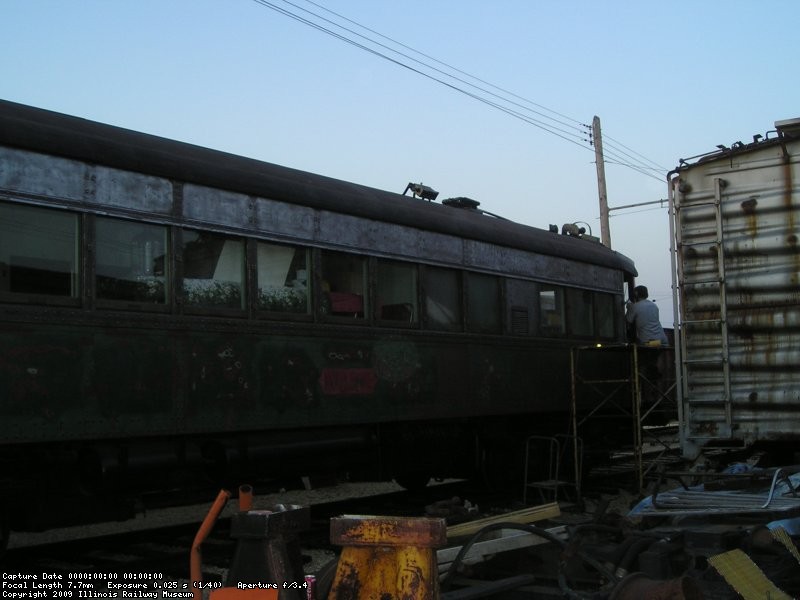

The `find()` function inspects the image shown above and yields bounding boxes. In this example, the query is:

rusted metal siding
[672,131,800,455]
[0,145,625,292]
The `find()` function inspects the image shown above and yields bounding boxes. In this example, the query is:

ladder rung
[679,239,721,247]
[685,397,730,404]
[683,357,724,365]
[682,279,723,286]
[678,200,720,209]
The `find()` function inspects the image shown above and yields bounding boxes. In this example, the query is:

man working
[625,285,668,346]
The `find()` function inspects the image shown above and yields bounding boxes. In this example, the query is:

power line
[583,123,665,181]
[299,0,584,132]
[253,0,666,181]
[252,0,589,149]
[604,133,669,172]
[609,205,666,217]
[603,140,667,177]
[259,0,589,145]
[601,150,664,182]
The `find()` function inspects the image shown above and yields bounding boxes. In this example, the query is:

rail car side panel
[673,133,800,454]
[0,321,574,443]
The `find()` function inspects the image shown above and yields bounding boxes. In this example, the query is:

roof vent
[442,197,480,210]
[775,117,800,138]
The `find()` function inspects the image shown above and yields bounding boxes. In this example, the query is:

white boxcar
[669,118,800,458]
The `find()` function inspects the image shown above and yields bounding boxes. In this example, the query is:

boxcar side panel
[673,134,800,453]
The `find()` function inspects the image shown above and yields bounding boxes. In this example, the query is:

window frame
[421,265,463,332]
[374,257,420,329]
[0,200,82,307]
[565,287,595,339]
[505,278,540,336]
[253,239,313,321]
[465,271,502,334]
[179,227,248,317]
[538,284,566,338]
[593,291,619,341]
[317,248,370,324]
[93,214,172,313]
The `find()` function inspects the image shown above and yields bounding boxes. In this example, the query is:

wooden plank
[445,502,560,539]
[437,525,567,576]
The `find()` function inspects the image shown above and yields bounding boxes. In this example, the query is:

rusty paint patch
[331,561,360,600]
[330,516,447,547]
[400,564,425,600]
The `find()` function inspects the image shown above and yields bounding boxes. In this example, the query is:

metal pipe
[666,170,686,455]
[190,489,231,600]
[439,521,619,598]
[761,467,799,508]
[239,484,253,512]
[616,537,656,578]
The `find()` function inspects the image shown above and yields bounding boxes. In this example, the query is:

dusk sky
[3,0,798,325]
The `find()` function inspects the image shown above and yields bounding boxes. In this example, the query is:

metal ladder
[674,177,733,440]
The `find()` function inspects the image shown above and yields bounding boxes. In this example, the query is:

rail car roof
[675,117,800,170]
[0,99,636,276]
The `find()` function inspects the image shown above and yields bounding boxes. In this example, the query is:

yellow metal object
[772,526,800,564]
[708,548,792,600]
[329,515,447,600]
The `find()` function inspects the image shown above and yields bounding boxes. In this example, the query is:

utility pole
[592,116,611,248]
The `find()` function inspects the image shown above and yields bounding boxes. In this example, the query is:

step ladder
[523,434,582,504]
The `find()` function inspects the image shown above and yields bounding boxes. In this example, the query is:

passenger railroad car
[0,100,636,540]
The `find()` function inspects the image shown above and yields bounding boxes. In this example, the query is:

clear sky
[3,1,798,326]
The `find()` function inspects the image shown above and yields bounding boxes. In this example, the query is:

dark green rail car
[0,100,636,539]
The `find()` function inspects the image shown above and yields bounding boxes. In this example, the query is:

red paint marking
[319,368,378,396]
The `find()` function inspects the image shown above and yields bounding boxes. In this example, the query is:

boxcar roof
[675,118,800,170]
[0,99,635,276]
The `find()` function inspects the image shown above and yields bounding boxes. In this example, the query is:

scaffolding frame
[570,343,678,495]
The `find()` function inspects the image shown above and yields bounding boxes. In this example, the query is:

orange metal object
[239,484,254,512]
[191,489,232,600]
[328,515,447,600]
